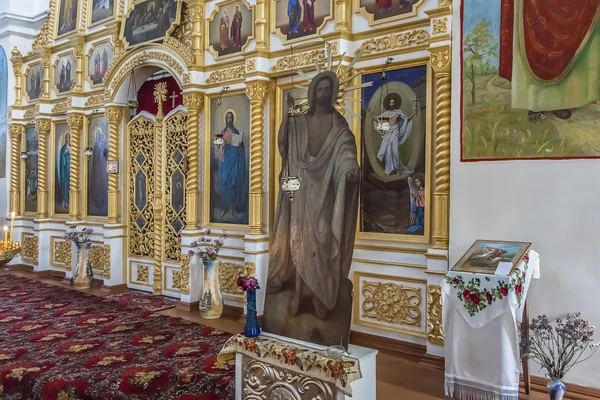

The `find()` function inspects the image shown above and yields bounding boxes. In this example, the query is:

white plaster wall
[449,1,600,388]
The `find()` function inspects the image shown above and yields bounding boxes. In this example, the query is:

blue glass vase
[244,289,261,337]
[547,378,566,400]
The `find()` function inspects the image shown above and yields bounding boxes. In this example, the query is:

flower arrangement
[520,313,599,380]
[62,226,94,244]
[237,276,260,292]
[188,229,227,262]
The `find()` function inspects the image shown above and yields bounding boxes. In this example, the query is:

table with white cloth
[442,250,540,400]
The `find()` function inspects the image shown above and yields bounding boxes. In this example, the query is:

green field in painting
[462,74,600,159]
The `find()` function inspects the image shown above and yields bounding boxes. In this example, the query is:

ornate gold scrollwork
[361,281,422,326]
[54,240,71,270]
[427,285,444,345]
[10,48,23,106]
[166,4,194,66]
[205,65,246,85]
[180,254,190,295]
[85,93,107,107]
[52,99,72,114]
[271,43,338,72]
[103,245,111,279]
[219,261,256,295]
[24,106,40,120]
[22,235,39,265]
[89,245,109,274]
[67,113,84,220]
[356,29,429,55]
[106,106,124,224]
[172,270,182,289]
[137,265,149,283]
[182,93,203,227]
[432,17,449,35]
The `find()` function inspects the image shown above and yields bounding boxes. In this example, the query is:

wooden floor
[1,269,549,399]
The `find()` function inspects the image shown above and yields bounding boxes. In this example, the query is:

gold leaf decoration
[361,281,422,326]
[52,98,72,114]
[54,240,72,269]
[180,254,190,295]
[22,235,39,265]
[85,93,107,107]
[137,265,149,283]
[205,65,246,84]
[356,29,429,55]
[432,17,449,35]
[153,82,167,105]
[427,285,444,345]
[103,245,111,279]
[219,262,256,295]
[271,43,339,72]
[172,270,182,289]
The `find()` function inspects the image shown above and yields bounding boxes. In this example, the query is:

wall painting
[24,127,39,213]
[54,54,76,94]
[54,123,71,215]
[355,0,422,24]
[360,65,428,237]
[207,0,254,59]
[461,0,600,160]
[88,41,113,86]
[273,0,332,43]
[26,63,44,101]
[91,0,115,25]
[57,0,80,37]
[122,0,181,49]
[87,117,109,217]
[208,94,250,226]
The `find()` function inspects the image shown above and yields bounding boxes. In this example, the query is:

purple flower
[85,228,94,235]
[188,249,195,257]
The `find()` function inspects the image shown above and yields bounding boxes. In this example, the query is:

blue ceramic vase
[547,378,566,400]
[244,289,261,337]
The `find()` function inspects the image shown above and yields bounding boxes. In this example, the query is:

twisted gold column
[10,48,23,107]
[8,125,24,214]
[153,83,167,295]
[105,107,123,224]
[183,93,204,228]
[67,113,84,220]
[35,119,51,218]
[245,81,269,235]
[187,2,204,67]
[430,47,451,250]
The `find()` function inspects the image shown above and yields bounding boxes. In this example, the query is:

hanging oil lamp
[213,87,229,148]
[374,58,393,136]
[281,175,302,203]
[126,70,138,118]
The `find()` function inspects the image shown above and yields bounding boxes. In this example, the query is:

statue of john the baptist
[263,71,360,348]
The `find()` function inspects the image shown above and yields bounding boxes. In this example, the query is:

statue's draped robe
[269,112,359,311]
[499,0,600,111]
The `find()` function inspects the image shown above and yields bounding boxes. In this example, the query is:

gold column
[112,31,124,55]
[35,119,51,218]
[105,106,123,224]
[430,47,451,250]
[10,48,23,107]
[153,83,167,295]
[255,0,268,51]
[439,0,452,6]
[67,113,84,220]
[182,92,204,228]
[74,38,85,94]
[187,1,204,67]
[8,125,24,214]
[245,81,269,235]
[335,0,351,33]
[41,50,51,100]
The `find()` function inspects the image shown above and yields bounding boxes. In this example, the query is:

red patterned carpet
[0,275,235,399]
[105,290,178,316]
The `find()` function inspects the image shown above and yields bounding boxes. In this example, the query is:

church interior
[0,0,599,398]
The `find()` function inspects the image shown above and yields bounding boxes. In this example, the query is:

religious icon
[357,0,419,23]
[91,0,114,24]
[360,65,427,236]
[24,127,39,214]
[87,117,109,217]
[54,54,76,94]
[462,0,600,160]
[452,240,532,275]
[122,0,181,49]
[208,1,254,58]
[25,63,44,101]
[54,123,71,215]
[88,42,113,86]
[107,160,118,174]
[263,67,362,348]
[208,94,250,225]
[273,0,332,42]
[57,0,80,37]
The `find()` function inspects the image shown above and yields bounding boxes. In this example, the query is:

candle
[3,226,7,244]
[9,212,15,245]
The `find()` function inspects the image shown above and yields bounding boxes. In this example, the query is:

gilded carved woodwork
[246,82,269,235]
[164,110,188,262]
[105,107,124,224]
[67,113,84,220]
[335,0,351,32]
[180,254,190,295]
[356,29,429,55]
[35,119,51,218]
[128,115,155,258]
[361,281,422,327]
[182,93,203,227]
[9,125,24,214]
[41,50,52,100]
[103,245,111,279]
[430,46,451,250]
[271,43,338,72]
[85,94,107,107]
[89,245,105,272]
[172,270,182,289]
[153,84,167,295]
[54,239,72,270]
[243,358,336,400]
[254,0,268,50]
[24,106,40,120]
[427,285,444,345]
[183,73,191,85]
[166,4,194,66]
[10,48,23,106]
[52,99,72,114]
[30,17,52,53]
[219,262,252,295]
[137,265,149,283]
[432,17,449,35]
[22,235,39,265]
[185,3,203,65]
[74,39,85,93]
[246,59,256,72]
[205,65,246,85]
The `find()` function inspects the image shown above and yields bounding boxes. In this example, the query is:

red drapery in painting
[136,76,183,116]
[499,0,600,82]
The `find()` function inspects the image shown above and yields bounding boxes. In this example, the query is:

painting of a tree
[463,20,498,105]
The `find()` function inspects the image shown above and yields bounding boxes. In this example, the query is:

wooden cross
[169,91,179,108]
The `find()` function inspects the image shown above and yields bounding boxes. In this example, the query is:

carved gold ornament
[183,73,191,85]
[246,59,256,72]
[52,99,72,114]
[431,48,451,73]
[54,240,72,269]
[103,245,111,279]
[361,281,422,326]
[172,270,182,289]
[137,265,149,283]
[356,29,429,55]
[85,93,107,107]
[165,4,193,66]
[24,105,41,120]
[89,245,109,274]
[271,43,339,72]
[205,65,246,85]
[219,262,247,295]
[427,285,444,345]
[22,235,39,265]
[432,17,449,35]
[180,254,190,295]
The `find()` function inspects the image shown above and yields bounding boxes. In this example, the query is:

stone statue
[263,71,360,348]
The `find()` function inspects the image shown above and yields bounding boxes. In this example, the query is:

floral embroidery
[445,253,530,316]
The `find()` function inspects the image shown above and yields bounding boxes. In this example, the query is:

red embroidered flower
[55,340,103,355]
[485,292,493,304]
[500,286,509,296]
[165,343,210,358]
[283,350,297,365]
[462,290,471,301]
[452,278,459,285]
[329,362,344,379]
[0,361,55,392]
[524,255,530,263]
[85,352,136,368]
[119,367,172,395]
[243,339,256,352]
[470,295,480,305]
[515,284,523,296]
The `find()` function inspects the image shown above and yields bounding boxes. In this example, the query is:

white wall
[449,2,600,388]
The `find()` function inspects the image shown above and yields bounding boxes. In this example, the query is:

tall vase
[73,242,93,290]
[547,378,566,400]
[199,260,223,319]
[244,289,260,337]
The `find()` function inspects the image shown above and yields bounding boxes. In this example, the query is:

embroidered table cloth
[442,250,540,400]
[217,334,362,396]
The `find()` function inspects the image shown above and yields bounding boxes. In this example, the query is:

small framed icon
[107,160,119,174]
